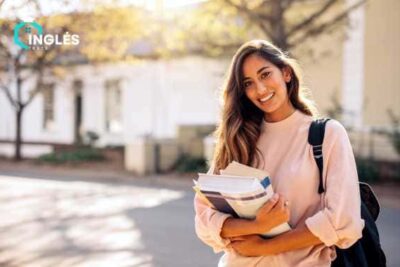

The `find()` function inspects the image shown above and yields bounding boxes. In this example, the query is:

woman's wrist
[251,218,272,234]
[261,238,275,255]
[221,217,267,238]
[254,237,274,256]
[243,218,265,235]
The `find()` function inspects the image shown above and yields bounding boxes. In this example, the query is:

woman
[194,40,364,267]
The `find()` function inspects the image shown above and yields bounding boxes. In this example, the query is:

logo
[13,21,80,50]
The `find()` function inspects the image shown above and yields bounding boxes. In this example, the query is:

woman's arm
[221,193,289,238]
[230,225,323,257]
[263,225,323,254]
[194,194,232,253]
[220,217,261,238]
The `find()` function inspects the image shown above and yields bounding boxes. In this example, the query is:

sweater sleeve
[194,194,232,253]
[305,120,365,249]
[193,164,232,253]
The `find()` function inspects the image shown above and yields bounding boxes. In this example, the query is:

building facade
[0,0,399,161]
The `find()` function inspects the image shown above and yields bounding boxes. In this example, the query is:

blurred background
[0,0,399,266]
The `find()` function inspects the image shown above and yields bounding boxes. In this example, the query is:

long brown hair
[212,40,318,173]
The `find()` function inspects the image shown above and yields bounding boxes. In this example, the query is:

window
[105,79,122,133]
[42,83,55,130]
[73,79,83,143]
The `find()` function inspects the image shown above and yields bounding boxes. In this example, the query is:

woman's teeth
[260,93,274,103]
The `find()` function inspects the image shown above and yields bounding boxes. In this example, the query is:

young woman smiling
[194,40,364,267]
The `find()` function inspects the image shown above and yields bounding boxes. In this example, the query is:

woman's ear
[283,66,292,83]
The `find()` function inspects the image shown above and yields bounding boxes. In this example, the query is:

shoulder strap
[308,118,330,194]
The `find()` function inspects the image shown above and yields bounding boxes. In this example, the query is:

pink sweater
[194,110,364,267]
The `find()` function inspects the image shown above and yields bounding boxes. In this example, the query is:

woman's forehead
[242,54,274,76]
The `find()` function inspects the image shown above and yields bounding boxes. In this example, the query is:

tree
[172,0,366,55]
[0,3,62,160]
[0,0,145,160]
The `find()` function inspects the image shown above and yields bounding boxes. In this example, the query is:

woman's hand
[219,194,290,238]
[253,193,290,233]
[230,235,268,257]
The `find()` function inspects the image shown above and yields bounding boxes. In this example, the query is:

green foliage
[73,6,146,62]
[174,154,207,173]
[38,148,105,164]
[168,1,256,57]
[356,157,380,183]
[166,0,364,56]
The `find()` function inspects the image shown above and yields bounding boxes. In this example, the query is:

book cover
[194,161,291,237]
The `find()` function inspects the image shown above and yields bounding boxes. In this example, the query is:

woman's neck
[264,102,296,123]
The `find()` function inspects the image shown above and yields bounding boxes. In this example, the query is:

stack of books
[194,161,291,237]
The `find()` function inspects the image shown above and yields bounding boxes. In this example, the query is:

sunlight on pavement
[0,175,185,267]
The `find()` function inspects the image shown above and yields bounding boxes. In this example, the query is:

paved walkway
[0,172,212,267]
[0,164,399,267]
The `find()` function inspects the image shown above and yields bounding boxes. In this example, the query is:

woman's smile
[259,92,275,103]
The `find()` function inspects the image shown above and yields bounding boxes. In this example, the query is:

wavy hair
[212,40,318,173]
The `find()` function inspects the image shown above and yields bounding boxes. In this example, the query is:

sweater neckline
[261,109,303,132]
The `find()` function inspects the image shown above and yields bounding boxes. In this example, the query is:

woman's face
[242,54,294,122]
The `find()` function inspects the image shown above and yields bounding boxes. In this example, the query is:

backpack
[308,118,387,267]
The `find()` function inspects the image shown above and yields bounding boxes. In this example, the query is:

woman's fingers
[271,195,290,221]
[260,193,279,213]
[229,236,247,242]
[276,194,285,209]
[230,234,259,242]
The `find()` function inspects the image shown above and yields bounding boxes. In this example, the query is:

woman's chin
[259,104,278,114]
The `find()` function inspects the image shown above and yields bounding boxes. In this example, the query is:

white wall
[73,56,228,146]
[0,56,229,155]
[0,83,15,140]
[0,74,75,144]
[342,0,365,129]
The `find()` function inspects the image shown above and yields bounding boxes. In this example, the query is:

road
[0,172,398,267]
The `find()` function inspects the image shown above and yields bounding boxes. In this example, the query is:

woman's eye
[261,72,270,79]
[244,81,252,88]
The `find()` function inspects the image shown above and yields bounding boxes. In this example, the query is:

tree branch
[22,67,44,108]
[0,38,12,59]
[257,21,273,40]
[288,0,366,48]
[282,0,297,10]
[287,0,339,38]
[21,47,55,107]
[223,0,275,23]
[0,78,17,109]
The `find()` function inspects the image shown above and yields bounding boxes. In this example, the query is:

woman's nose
[256,82,267,94]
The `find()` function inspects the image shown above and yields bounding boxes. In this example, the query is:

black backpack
[308,118,387,267]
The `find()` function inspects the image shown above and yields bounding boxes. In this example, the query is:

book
[194,161,291,238]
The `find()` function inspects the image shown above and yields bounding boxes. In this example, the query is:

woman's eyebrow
[256,66,271,74]
[243,65,272,80]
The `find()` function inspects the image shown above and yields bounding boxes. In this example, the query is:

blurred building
[0,56,226,158]
[0,0,399,162]
[297,0,399,161]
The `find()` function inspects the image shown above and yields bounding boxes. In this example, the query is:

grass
[38,148,105,164]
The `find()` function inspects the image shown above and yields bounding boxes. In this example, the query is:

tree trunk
[14,106,23,161]
[270,1,288,51]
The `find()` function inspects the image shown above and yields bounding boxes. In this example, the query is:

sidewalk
[1,159,399,209]
[0,159,399,267]
[0,158,194,190]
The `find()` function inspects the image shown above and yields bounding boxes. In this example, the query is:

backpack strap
[308,118,330,194]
